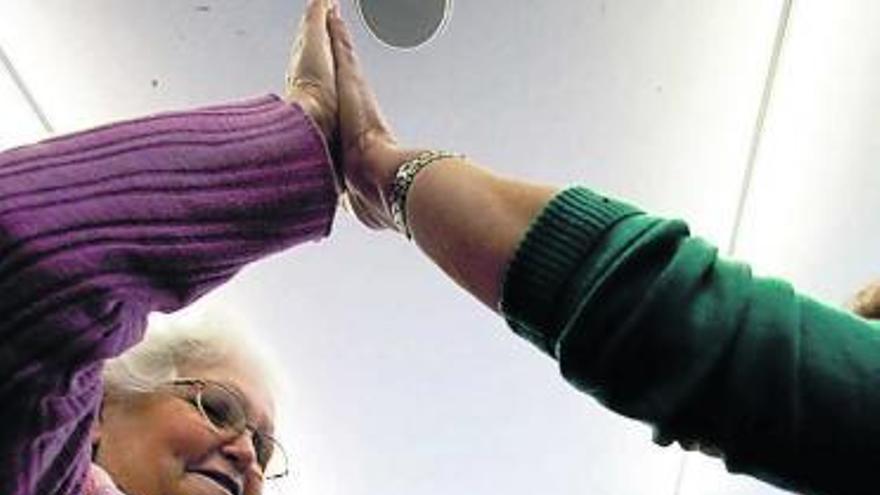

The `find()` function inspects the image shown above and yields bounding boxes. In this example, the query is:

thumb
[328,4,362,97]
[328,6,394,145]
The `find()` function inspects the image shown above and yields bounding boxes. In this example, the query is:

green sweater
[501,187,880,495]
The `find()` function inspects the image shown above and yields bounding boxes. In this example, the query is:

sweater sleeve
[0,94,337,495]
[501,187,880,495]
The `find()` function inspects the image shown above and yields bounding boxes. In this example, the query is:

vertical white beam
[0,43,53,136]
[726,0,796,257]
[0,47,48,149]
[674,1,795,494]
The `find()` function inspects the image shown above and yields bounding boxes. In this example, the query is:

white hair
[102,304,284,399]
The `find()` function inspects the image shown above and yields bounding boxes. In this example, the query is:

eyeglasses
[164,378,290,481]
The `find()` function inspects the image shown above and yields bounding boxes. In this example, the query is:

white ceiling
[736,1,880,302]
[3,1,877,494]
[0,49,46,149]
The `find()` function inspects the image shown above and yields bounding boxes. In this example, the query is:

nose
[220,429,262,476]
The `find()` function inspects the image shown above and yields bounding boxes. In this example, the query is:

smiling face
[94,352,276,495]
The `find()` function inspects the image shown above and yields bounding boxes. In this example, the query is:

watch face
[356,0,452,49]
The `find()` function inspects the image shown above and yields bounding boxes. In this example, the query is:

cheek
[100,399,217,495]
[132,400,221,490]
[152,406,231,495]
[161,403,219,463]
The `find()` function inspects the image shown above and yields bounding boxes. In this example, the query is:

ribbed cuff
[282,96,339,237]
[500,187,641,355]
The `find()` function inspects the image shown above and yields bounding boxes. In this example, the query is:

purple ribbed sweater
[0,95,337,495]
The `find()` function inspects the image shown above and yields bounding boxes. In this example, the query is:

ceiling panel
[0,1,786,494]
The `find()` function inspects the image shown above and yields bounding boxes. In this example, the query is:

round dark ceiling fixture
[355,0,452,49]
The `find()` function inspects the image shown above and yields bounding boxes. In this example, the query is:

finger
[329,8,378,127]
[288,0,334,86]
[302,0,332,33]
[327,6,360,133]
[295,0,332,57]
[291,0,332,53]
[328,4,362,76]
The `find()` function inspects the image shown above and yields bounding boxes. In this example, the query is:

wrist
[387,150,464,238]
[286,91,336,147]
[371,146,419,194]
[285,92,345,196]
[362,144,425,210]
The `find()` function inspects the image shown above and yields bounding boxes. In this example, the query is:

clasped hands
[284,0,426,232]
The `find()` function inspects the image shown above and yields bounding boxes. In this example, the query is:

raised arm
[328,6,880,494]
[0,95,335,378]
[0,2,340,494]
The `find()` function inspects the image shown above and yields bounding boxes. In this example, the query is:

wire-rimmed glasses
[165,378,290,481]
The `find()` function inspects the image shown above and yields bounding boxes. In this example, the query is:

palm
[329,6,418,231]
[286,0,337,140]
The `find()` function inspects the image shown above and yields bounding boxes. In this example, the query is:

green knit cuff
[500,186,641,355]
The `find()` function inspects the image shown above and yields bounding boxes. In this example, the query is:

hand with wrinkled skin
[849,280,880,319]
[327,3,427,230]
[286,0,338,146]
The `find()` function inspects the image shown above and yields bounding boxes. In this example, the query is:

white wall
[5,1,870,494]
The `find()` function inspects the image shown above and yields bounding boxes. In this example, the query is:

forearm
[405,156,558,310]
[502,188,880,494]
[0,95,336,372]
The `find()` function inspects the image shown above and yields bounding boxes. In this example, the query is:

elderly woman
[96,311,287,494]
[0,0,340,493]
[4,2,880,495]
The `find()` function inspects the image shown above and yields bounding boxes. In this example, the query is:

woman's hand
[286,0,338,145]
[850,281,880,320]
[328,4,424,230]
[329,3,555,308]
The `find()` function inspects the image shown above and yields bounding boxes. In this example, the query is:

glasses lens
[198,382,248,432]
[198,382,289,480]
[259,434,290,480]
